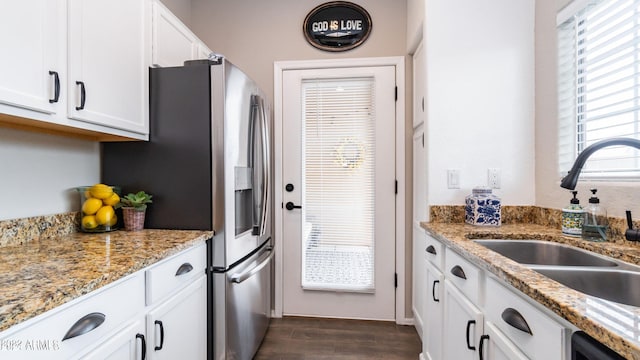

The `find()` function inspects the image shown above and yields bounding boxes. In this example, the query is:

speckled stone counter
[0,229,212,332]
[421,221,640,359]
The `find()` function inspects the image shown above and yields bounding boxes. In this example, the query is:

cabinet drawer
[444,248,481,303]
[146,242,206,305]
[0,273,144,360]
[485,277,567,359]
[425,234,445,270]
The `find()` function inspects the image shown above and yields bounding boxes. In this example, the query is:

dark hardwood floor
[254,317,422,359]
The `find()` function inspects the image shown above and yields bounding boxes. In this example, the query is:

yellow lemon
[95,205,115,225]
[90,183,114,200]
[108,215,118,227]
[82,215,98,229]
[82,198,103,215]
[102,193,120,206]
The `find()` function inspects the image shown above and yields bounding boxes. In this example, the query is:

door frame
[273,57,407,324]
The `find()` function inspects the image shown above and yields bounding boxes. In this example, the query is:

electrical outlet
[447,169,460,189]
[488,168,501,189]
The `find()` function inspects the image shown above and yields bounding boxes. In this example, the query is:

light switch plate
[447,169,460,189]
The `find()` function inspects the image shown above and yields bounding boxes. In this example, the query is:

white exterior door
[281,65,396,320]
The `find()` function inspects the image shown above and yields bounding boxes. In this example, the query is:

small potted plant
[117,191,153,231]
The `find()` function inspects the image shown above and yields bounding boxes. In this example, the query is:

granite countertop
[0,229,212,333]
[421,222,640,360]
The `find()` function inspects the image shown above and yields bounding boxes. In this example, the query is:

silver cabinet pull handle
[62,312,105,341]
[451,265,467,279]
[501,308,533,335]
[175,262,193,276]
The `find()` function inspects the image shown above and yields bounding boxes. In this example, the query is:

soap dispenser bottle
[582,189,608,242]
[562,191,584,236]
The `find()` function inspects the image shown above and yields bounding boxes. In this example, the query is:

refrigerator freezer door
[213,240,272,360]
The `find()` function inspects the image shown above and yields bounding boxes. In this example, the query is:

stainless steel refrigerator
[102,58,272,360]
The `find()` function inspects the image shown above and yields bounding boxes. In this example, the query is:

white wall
[535,0,640,218]
[190,0,408,106]
[424,0,536,207]
[0,128,99,220]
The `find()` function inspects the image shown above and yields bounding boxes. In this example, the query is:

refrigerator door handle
[258,97,271,237]
[230,248,274,284]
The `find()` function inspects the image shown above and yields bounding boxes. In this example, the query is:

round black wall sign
[303,2,372,52]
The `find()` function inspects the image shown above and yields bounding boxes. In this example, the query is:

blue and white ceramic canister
[465,187,501,226]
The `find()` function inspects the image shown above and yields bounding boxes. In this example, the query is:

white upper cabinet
[0,0,62,115]
[67,0,150,136]
[152,0,212,68]
[195,41,212,61]
[412,42,425,129]
[152,1,195,67]
[0,0,151,140]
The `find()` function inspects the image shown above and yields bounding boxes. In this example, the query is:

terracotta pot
[122,207,146,231]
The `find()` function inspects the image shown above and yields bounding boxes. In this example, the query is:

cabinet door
[79,318,146,360]
[146,275,206,360]
[152,0,196,67]
[0,0,61,114]
[480,322,528,360]
[424,261,444,360]
[443,281,483,360]
[413,125,426,223]
[412,224,425,339]
[194,42,212,61]
[67,0,149,135]
[412,41,425,128]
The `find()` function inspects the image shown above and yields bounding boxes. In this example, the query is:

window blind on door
[557,0,640,179]
[301,77,376,293]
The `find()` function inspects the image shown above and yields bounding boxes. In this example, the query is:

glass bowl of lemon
[77,184,121,232]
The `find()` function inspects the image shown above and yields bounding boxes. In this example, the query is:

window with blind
[557,0,640,179]
[301,77,376,293]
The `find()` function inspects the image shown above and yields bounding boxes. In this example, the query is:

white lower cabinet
[482,276,568,360]
[424,261,444,360]
[0,273,145,360]
[81,318,146,360]
[0,243,207,360]
[480,322,528,360]
[419,235,570,360]
[443,276,483,360]
[146,275,207,360]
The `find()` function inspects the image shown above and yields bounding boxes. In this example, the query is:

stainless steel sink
[535,268,640,307]
[473,240,619,267]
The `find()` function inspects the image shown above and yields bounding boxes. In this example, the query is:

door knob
[285,202,302,211]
